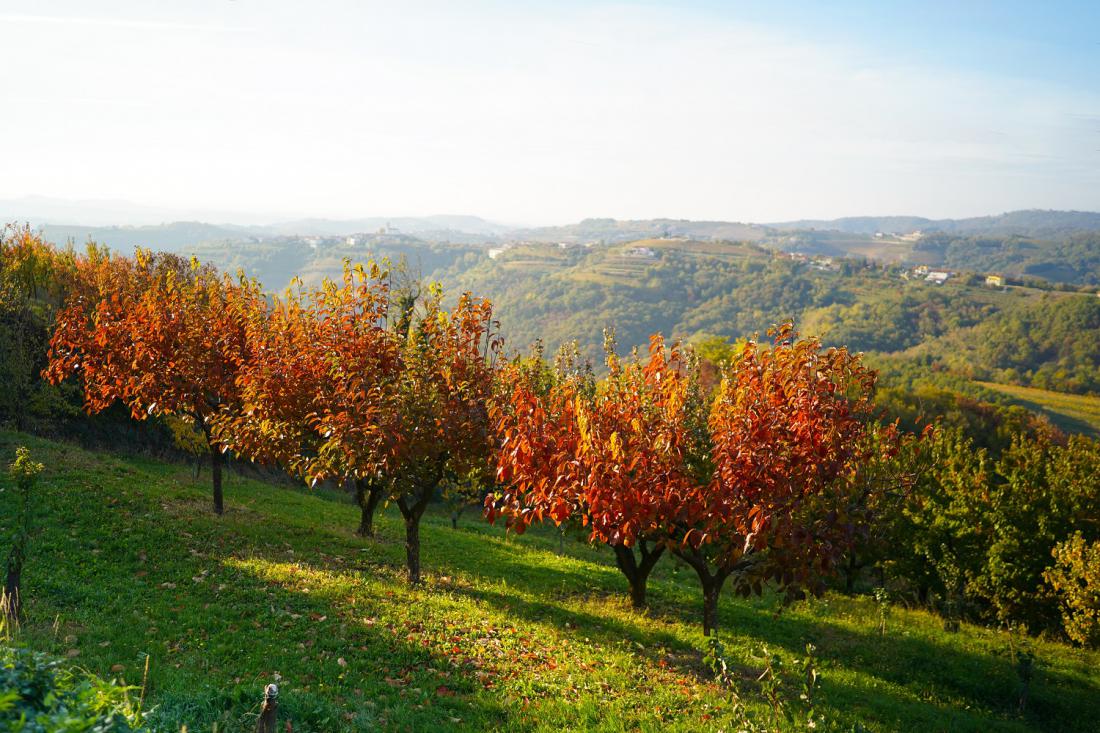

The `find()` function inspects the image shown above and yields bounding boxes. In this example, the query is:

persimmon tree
[672,325,899,634]
[491,325,907,633]
[45,250,259,514]
[489,334,700,609]
[214,262,399,538]
[388,285,501,584]
[215,263,500,570]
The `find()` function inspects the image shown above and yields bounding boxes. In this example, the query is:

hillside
[2,431,1098,732]
[435,238,1100,402]
[768,210,1100,237]
[22,208,1100,288]
[35,219,502,256]
[509,218,768,245]
[37,221,253,251]
[974,382,1100,438]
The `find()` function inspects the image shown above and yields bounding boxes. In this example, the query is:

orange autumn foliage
[45,249,260,514]
[490,324,907,632]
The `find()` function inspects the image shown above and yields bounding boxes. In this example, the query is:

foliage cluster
[1044,533,1100,647]
[490,327,917,634]
[0,227,188,456]
[0,646,146,732]
[0,226,80,432]
[855,428,1100,643]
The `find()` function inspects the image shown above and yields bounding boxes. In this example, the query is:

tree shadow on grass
[725,604,1100,733]
[206,558,508,733]
[7,474,507,732]
[434,562,1100,733]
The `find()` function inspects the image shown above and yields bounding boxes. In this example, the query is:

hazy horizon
[2,1,1098,225]
[7,193,1100,231]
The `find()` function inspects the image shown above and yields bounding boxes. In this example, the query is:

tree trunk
[3,544,24,623]
[612,541,666,609]
[396,459,445,586]
[450,511,458,530]
[628,573,647,608]
[844,552,858,594]
[404,514,421,585]
[397,489,432,586]
[702,581,721,636]
[355,479,384,538]
[673,546,731,636]
[210,443,224,515]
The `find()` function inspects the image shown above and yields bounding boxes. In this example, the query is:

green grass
[1,431,1098,732]
[976,381,1100,438]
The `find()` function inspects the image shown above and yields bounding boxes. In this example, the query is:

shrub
[973,435,1100,633]
[1045,533,1100,646]
[0,646,147,731]
[4,448,44,624]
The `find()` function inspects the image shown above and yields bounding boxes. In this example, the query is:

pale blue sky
[1,0,1097,224]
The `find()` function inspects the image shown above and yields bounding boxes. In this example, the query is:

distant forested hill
[27,208,1100,285]
[509,218,768,244]
[182,237,483,293]
[757,229,1100,285]
[436,238,1100,396]
[38,221,252,251]
[769,209,1100,237]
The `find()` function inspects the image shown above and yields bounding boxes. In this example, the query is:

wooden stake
[255,683,278,733]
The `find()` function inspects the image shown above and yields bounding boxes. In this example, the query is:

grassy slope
[1,431,1098,732]
[975,382,1100,438]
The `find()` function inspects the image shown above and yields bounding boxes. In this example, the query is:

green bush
[1045,533,1100,647]
[878,429,1100,638]
[0,646,147,732]
[973,436,1100,632]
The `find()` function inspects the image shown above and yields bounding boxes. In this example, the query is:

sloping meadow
[1,431,1098,732]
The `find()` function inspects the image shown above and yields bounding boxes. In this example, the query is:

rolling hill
[768,210,1100,237]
